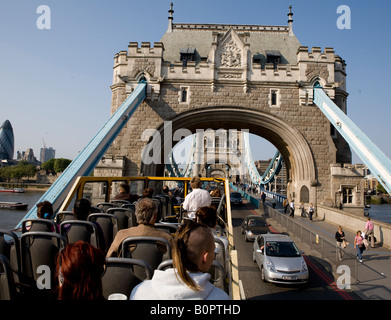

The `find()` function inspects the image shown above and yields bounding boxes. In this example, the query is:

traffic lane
[231,203,361,300]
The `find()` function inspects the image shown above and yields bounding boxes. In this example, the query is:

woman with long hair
[130,221,230,300]
[55,241,106,300]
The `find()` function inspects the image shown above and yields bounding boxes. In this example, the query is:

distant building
[17,148,39,165]
[0,120,14,161]
[40,147,56,163]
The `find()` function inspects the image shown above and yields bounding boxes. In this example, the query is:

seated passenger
[62,198,106,250]
[55,241,106,300]
[142,187,154,198]
[25,201,56,232]
[37,201,54,219]
[195,206,229,265]
[113,183,139,203]
[182,177,211,219]
[106,197,173,257]
[210,188,221,197]
[130,221,230,300]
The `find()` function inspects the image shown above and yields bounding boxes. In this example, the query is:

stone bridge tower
[95,4,365,212]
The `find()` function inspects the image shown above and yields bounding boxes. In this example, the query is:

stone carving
[219,40,242,68]
[132,58,156,77]
[305,64,329,82]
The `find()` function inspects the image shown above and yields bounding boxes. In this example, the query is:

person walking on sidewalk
[335,226,347,260]
[289,199,295,217]
[307,203,315,221]
[354,230,365,262]
[283,198,288,214]
[364,217,375,248]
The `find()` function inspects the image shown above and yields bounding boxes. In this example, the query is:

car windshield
[248,218,267,227]
[265,241,301,257]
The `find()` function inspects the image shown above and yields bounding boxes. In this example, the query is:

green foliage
[0,162,37,181]
[41,158,71,173]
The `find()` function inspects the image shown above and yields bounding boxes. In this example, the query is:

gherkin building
[0,120,14,160]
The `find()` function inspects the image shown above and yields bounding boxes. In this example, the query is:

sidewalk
[252,195,391,300]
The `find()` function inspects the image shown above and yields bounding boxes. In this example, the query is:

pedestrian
[299,202,305,217]
[272,196,276,209]
[283,198,288,214]
[335,226,347,260]
[261,192,266,204]
[308,203,315,221]
[289,199,295,217]
[364,217,375,248]
[354,230,365,262]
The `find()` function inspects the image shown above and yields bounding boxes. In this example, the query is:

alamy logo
[336,5,351,30]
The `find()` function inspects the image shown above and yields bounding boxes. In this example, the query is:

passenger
[210,188,221,197]
[24,200,56,232]
[130,221,230,300]
[113,183,139,203]
[106,197,173,257]
[142,187,154,198]
[182,177,211,219]
[195,206,229,266]
[62,198,106,250]
[55,241,106,300]
[36,201,54,219]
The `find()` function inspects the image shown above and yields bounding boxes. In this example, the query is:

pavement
[247,194,391,300]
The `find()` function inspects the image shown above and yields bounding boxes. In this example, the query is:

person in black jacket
[335,226,347,260]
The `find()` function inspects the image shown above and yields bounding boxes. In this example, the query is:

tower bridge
[18,4,391,226]
[95,4,365,212]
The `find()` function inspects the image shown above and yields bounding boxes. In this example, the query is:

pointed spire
[167,2,174,33]
[287,5,294,36]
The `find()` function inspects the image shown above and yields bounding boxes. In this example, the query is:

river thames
[0,190,391,230]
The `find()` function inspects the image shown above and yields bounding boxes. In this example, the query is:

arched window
[300,185,309,203]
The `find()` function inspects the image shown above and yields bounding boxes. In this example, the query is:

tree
[53,158,72,173]
[41,158,71,174]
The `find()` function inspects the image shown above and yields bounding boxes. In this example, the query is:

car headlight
[247,231,254,236]
[266,258,276,272]
[301,259,308,272]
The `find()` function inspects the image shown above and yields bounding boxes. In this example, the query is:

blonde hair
[190,177,202,189]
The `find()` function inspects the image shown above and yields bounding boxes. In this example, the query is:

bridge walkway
[248,194,391,300]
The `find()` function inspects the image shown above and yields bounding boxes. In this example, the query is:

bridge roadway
[232,201,363,300]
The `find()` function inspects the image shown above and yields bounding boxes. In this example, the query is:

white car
[252,234,309,284]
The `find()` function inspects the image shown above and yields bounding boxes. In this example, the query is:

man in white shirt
[183,177,211,219]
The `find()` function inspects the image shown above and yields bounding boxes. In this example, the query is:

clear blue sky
[0,0,390,165]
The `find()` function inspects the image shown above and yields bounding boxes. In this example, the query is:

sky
[0,0,390,166]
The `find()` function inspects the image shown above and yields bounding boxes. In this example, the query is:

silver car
[252,234,309,284]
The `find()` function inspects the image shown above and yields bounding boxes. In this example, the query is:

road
[231,202,362,300]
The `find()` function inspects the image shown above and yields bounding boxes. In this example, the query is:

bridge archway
[142,106,317,204]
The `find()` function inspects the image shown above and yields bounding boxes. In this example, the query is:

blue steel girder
[313,87,391,195]
[15,82,147,229]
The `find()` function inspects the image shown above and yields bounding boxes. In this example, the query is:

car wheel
[261,266,267,282]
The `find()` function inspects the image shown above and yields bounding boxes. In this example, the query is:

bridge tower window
[179,86,190,104]
[269,89,280,107]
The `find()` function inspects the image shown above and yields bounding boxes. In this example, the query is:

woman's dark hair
[195,206,217,228]
[56,241,105,300]
[36,201,53,219]
[73,198,91,220]
[172,221,214,291]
